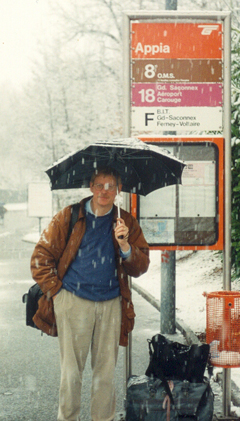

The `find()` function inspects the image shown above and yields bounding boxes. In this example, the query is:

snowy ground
[137,250,227,334]
[4,203,28,211]
[136,249,240,416]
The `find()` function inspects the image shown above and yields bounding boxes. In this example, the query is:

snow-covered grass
[137,250,226,333]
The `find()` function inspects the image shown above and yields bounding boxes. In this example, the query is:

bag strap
[155,364,175,406]
[66,203,80,244]
[147,339,175,406]
[147,338,154,356]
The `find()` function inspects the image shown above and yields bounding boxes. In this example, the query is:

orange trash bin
[204,291,240,368]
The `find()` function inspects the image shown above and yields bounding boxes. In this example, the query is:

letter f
[145,113,154,126]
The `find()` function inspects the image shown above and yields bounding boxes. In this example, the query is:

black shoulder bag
[22,203,80,329]
[145,333,210,383]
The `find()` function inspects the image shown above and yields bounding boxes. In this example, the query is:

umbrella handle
[117,186,124,239]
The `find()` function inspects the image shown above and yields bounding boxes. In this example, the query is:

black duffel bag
[145,334,210,383]
[22,203,80,330]
[22,283,43,328]
[126,375,214,421]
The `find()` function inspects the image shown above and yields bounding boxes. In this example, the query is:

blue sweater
[62,209,120,301]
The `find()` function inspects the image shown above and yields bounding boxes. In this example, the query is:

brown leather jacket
[30,196,150,346]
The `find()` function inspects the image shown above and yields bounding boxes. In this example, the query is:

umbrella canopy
[46,138,185,196]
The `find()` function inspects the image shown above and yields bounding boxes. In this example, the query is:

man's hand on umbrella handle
[115,218,130,251]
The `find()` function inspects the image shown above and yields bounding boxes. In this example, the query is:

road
[0,208,223,420]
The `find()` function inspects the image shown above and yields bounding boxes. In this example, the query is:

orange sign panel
[131,22,223,59]
[131,137,224,251]
[132,59,222,83]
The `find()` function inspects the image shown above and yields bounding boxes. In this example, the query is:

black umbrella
[46,137,185,215]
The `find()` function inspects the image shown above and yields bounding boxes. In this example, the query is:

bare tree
[1,0,239,191]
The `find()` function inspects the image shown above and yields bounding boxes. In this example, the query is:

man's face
[90,174,122,214]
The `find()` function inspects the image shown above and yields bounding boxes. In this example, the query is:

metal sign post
[161,250,176,334]
[222,12,232,418]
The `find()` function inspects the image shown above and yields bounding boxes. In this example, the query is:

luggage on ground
[145,334,210,383]
[126,374,214,421]
[126,333,214,420]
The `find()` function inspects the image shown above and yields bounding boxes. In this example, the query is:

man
[31,167,149,421]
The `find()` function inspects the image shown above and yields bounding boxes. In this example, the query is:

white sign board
[131,107,222,133]
[28,183,52,218]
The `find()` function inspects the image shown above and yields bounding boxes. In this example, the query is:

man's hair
[90,167,121,186]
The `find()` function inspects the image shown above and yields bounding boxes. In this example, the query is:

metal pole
[223,14,232,295]
[165,0,177,9]
[160,0,178,337]
[161,250,176,334]
[122,12,131,138]
[222,12,232,417]
[223,369,231,416]
[122,13,132,392]
[39,217,42,236]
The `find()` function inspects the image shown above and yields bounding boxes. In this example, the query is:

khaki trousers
[54,289,122,421]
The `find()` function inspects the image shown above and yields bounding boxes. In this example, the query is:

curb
[132,281,240,409]
[132,282,201,345]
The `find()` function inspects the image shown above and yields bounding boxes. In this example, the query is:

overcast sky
[0,0,51,89]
